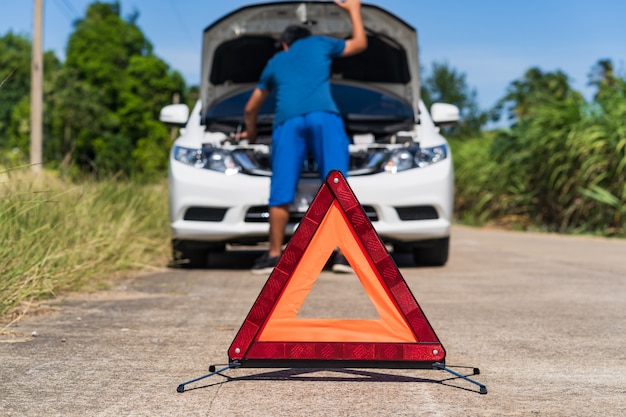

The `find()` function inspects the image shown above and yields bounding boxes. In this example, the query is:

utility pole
[30,0,43,172]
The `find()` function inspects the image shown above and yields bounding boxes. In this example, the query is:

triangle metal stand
[176,362,241,393]
[176,361,487,394]
[433,362,488,394]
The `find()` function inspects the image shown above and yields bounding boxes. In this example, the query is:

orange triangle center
[258,202,417,343]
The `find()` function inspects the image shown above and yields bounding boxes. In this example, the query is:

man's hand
[243,88,269,144]
[335,0,367,57]
[235,130,257,143]
[334,0,361,12]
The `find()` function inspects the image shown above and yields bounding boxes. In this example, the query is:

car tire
[170,239,226,269]
[411,237,449,267]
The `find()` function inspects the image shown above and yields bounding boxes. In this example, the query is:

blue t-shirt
[257,36,346,127]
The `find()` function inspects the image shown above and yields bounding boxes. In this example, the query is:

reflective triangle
[229,170,445,366]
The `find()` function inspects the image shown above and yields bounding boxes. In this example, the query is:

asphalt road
[1,226,625,416]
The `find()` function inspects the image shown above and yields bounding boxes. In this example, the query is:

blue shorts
[269,111,349,207]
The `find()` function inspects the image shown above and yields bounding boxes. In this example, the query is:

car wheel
[411,237,449,267]
[170,239,226,269]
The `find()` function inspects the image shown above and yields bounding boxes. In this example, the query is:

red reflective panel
[240,342,445,362]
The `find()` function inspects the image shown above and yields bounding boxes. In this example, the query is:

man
[244,0,367,274]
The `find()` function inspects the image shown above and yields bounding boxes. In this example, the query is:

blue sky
[1,0,625,110]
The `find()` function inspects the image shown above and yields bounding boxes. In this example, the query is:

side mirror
[431,103,460,127]
[159,104,189,126]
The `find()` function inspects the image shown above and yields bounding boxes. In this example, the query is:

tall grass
[0,167,170,319]
[452,92,626,235]
[450,133,532,229]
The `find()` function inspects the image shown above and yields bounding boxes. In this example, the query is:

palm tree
[493,67,581,123]
[421,61,486,137]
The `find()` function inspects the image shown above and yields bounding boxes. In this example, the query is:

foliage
[44,67,107,170]
[65,1,152,109]
[0,32,60,154]
[0,33,31,139]
[491,67,583,123]
[0,166,170,319]
[0,2,186,179]
[59,1,186,178]
[421,61,487,137]
[454,61,626,235]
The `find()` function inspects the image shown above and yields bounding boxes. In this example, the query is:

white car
[160,1,459,268]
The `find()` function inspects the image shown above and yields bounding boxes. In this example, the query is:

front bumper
[169,157,453,245]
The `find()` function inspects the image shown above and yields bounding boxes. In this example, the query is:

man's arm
[335,0,367,57]
[243,88,269,143]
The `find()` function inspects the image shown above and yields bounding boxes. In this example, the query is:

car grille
[395,205,438,221]
[183,207,227,222]
[231,147,392,177]
[245,205,379,223]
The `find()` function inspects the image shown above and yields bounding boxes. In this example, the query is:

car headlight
[384,145,448,173]
[173,145,241,175]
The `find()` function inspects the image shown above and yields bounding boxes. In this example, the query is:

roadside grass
[449,120,626,237]
[0,166,170,322]
[449,132,534,230]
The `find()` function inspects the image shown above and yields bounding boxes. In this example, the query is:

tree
[0,33,31,142]
[486,65,626,233]
[44,67,107,168]
[421,61,486,137]
[492,67,582,124]
[0,32,60,161]
[66,2,152,110]
[117,54,185,177]
[59,1,185,177]
[589,59,618,96]
[588,59,626,106]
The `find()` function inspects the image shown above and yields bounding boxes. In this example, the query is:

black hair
[279,25,312,47]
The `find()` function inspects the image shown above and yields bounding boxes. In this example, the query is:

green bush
[452,87,626,235]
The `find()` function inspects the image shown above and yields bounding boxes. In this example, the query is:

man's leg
[267,116,306,256]
[305,112,350,178]
[268,204,289,258]
[304,112,353,273]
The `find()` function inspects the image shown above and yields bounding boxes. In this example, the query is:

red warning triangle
[228,170,445,368]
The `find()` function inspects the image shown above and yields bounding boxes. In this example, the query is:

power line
[58,0,79,17]
[51,0,79,23]
[165,0,193,43]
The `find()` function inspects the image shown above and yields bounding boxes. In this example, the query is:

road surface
[1,226,625,416]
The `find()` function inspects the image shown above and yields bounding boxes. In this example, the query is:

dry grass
[0,166,170,321]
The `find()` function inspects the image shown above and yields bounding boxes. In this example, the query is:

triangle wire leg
[433,362,488,394]
[176,362,241,393]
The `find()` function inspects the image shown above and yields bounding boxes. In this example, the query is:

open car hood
[200,1,420,124]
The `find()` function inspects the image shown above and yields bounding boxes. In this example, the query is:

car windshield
[204,84,414,134]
